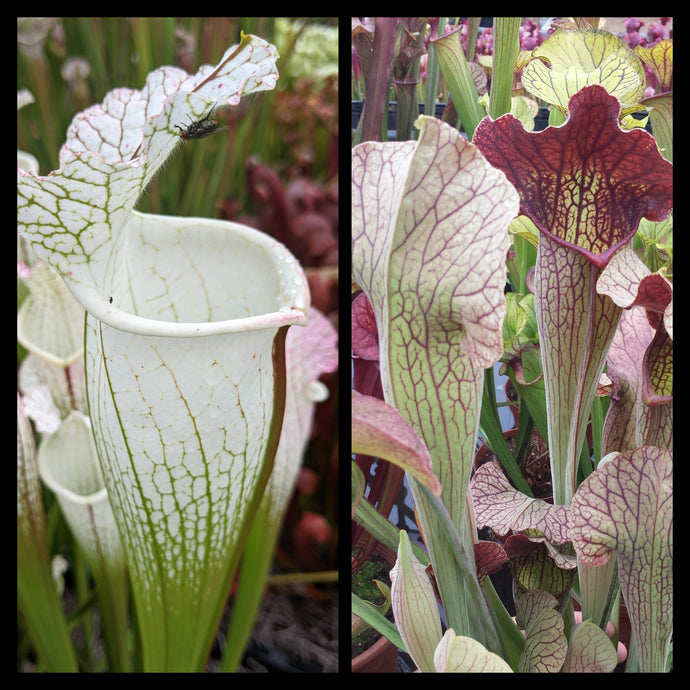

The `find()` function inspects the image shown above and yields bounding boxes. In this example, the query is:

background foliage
[18,16,339,672]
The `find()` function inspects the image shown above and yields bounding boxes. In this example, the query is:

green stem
[464,18,481,62]
[480,576,524,671]
[489,17,521,119]
[415,482,502,658]
[480,367,534,496]
[352,592,405,650]
[432,26,484,139]
[423,20,443,117]
[92,564,132,672]
[352,484,430,565]
[266,571,338,585]
[17,540,79,672]
[220,510,276,673]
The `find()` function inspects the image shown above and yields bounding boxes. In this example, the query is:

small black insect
[175,108,229,141]
[108,296,113,304]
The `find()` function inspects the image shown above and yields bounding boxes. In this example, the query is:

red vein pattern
[473,84,673,268]
[571,447,672,672]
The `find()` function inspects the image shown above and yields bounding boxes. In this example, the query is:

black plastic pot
[352,100,447,132]
[352,100,552,140]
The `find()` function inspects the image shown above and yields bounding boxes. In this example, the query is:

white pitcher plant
[18,34,314,672]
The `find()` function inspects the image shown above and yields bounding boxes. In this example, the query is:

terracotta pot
[352,631,399,673]
[352,544,399,673]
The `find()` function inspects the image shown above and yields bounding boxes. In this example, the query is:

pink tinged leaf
[609,268,674,406]
[633,275,673,407]
[642,321,672,404]
[351,291,379,362]
[473,84,673,269]
[596,245,653,308]
[470,461,571,544]
[286,307,338,388]
[20,384,61,435]
[386,116,519,370]
[597,248,673,445]
[597,245,673,328]
[570,447,672,672]
[351,291,384,399]
[282,306,338,453]
[352,138,416,327]
[352,115,520,545]
[599,308,656,452]
[351,392,441,496]
[261,306,338,527]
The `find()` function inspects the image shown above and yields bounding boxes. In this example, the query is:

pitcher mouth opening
[68,212,310,336]
[79,290,308,337]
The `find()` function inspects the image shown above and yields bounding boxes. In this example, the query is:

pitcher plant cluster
[352,17,672,673]
[18,21,338,673]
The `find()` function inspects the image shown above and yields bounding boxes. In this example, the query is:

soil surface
[351,552,395,662]
[231,585,339,673]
